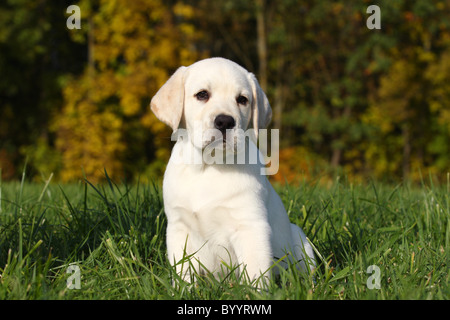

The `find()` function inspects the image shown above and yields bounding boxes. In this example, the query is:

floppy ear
[150,66,187,131]
[247,73,272,139]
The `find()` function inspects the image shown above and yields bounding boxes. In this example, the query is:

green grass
[0,172,448,300]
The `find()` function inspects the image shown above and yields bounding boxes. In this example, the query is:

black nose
[214,114,235,134]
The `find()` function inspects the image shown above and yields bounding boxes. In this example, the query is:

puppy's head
[150,57,272,151]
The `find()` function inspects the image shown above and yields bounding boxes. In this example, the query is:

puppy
[151,57,315,285]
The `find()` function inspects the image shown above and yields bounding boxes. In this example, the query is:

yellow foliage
[54,0,199,182]
[173,2,194,19]
[425,49,450,132]
[272,146,328,185]
[55,76,125,182]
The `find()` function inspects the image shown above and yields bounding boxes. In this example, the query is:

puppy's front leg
[232,221,273,286]
[166,221,195,283]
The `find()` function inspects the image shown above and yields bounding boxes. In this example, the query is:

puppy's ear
[150,66,187,131]
[247,73,272,139]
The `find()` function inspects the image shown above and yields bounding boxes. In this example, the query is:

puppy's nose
[214,114,235,134]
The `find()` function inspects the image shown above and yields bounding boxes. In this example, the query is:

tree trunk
[88,16,94,81]
[256,0,267,92]
[273,64,286,132]
[331,148,342,168]
[402,124,411,180]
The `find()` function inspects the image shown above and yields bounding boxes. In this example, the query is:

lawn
[0,172,448,300]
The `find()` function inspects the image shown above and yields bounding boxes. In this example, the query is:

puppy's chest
[167,172,249,213]
[164,165,263,225]
[166,182,243,237]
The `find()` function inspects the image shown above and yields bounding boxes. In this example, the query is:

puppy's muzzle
[214,114,235,139]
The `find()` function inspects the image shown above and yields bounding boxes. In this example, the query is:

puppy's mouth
[203,134,235,151]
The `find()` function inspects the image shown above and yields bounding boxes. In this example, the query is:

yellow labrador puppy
[151,57,315,285]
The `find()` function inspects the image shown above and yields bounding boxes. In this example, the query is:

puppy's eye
[236,95,248,105]
[195,90,209,101]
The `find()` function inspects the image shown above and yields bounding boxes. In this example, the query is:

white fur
[151,57,315,284]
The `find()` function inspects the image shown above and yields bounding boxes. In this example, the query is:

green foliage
[362,0,450,181]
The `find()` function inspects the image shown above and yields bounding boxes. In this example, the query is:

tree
[363,0,450,180]
[0,0,85,180]
[54,0,198,182]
